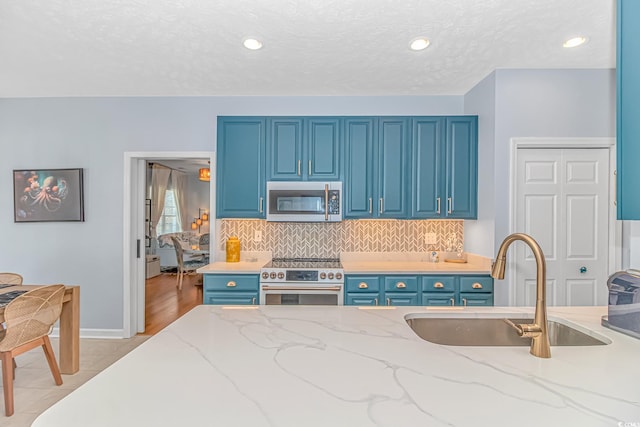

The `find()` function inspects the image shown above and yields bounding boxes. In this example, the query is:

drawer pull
[396,282,406,289]
[462,298,468,306]
[472,282,483,289]
[358,282,369,289]
[449,298,455,306]
[386,298,391,306]
[374,298,378,306]
[434,282,444,289]
[252,297,256,305]
[226,281,237,287]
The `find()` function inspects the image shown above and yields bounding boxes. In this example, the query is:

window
[156,189,181,235]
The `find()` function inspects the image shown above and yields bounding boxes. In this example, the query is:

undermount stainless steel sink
[405,316,611,347]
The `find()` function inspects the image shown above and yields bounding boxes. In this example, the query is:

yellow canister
[226,236,240,262]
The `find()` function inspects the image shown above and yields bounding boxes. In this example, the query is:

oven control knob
[262,272,269,279]
[336,273,342,280]
[320,272,326,279]
[328,272,334,280]
[270,272,277,279]
[277,272,284,279]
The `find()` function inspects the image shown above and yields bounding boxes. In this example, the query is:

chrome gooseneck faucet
[491,233,551,358]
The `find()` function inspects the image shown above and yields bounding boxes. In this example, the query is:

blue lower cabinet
[385,293,419,306]
[204,292,258,305]
[459,293,493,307]
[346,293,380,306]
[203,274,259,305]
[422,292,456,306]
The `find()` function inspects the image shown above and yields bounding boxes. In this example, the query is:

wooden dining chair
[0,284,65,416]
[170,236,207,290]
[0,273,23,285]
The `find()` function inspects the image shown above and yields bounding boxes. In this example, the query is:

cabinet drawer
[345,276,381,293]
[204,292,258,305]
[204,274,260,292]
[385,293,419,306]
[421,276,455,292]
[384,276,418,292]
[459,276,493,293]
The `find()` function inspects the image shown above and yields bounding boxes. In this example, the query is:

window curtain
[150,164,171,238]
[171,170,190,232]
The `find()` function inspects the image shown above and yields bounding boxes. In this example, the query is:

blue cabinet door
[377,118,409,218]
[345,293,379,306]
[307,118,341,181]
[445,117,477,219]
[344,118,376,218]
[204,292,258,305]
[267,118,304,180]
[411,117,445,218]
[384,293,419,306]
[459,293,493,307]
[216,117,266,218]
[422,292,456,306]
[617,0,640,219]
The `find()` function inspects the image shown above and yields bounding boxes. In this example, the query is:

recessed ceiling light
[409,37,430,51]
[563,36,588,48]
[243,38,263,50]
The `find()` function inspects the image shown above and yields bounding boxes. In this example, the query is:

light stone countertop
[33,305,640,427]
[197,251,271,274]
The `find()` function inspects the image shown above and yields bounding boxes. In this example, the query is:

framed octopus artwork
[13,168,85,222]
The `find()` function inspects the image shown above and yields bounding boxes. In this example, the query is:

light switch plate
[425,232,437,244]
[254,230,263,242]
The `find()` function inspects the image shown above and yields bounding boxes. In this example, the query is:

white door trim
[123,151,214,338]
[508,137,619,306]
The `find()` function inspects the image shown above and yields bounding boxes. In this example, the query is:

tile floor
[0,336,149,427]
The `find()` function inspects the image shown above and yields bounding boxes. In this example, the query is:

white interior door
[515,148,610,306]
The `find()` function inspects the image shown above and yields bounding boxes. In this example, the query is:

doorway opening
[123,151,214,338]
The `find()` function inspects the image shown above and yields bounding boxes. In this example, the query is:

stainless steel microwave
[266,181,342,222]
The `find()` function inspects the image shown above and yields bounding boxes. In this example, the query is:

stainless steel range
[260,258,344,305]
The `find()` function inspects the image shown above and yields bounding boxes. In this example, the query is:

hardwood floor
[142,273,203,335]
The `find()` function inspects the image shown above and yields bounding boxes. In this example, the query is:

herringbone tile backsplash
[218,220,463,258]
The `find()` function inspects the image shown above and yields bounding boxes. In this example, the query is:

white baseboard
[50,328,127,339]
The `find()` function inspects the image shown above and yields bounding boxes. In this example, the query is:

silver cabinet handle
[252,297,256,305]
[436,197,441,214]
[396,282,406,289]
[368,198,373,214]
[472,282,483,289]
[434,282,444,289]
[324,184,329,221]
[462,298,468,306]
[308,160,312,176]
[379,198,384,214]
[358,282,368,289]
[227,281,237,287]
[259,197,264,213]
[449,298,455,306]
[447,197,452,214]
[386,298,391,306]
[297,160,301,176]
[374,298,378,306]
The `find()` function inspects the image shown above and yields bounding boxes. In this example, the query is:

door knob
[579,266,587,274]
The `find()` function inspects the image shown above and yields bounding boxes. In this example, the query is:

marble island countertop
[34,305,640,427]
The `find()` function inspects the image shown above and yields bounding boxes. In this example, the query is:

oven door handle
[262,285,342,292]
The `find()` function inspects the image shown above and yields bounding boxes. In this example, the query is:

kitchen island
[33,305,640,427]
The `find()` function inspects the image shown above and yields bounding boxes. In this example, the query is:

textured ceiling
[0,0,615,97]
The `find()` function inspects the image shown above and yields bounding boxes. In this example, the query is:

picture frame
[13,168,85,222]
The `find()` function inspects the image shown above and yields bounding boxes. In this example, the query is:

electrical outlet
[254,230,262,242]
[424,232,437,245]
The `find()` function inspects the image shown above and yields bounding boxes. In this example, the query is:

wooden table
[0,285,80,374]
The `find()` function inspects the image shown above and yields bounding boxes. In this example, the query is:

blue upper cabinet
[344,118,376,218]
[216,117,266,218]
[267,118,304,180]
[445,117,478,219]
[617,0,640,219]
[267,117,341,181]
[378,118,410,218]
[411,116,477,219]
[411,117,445,218]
